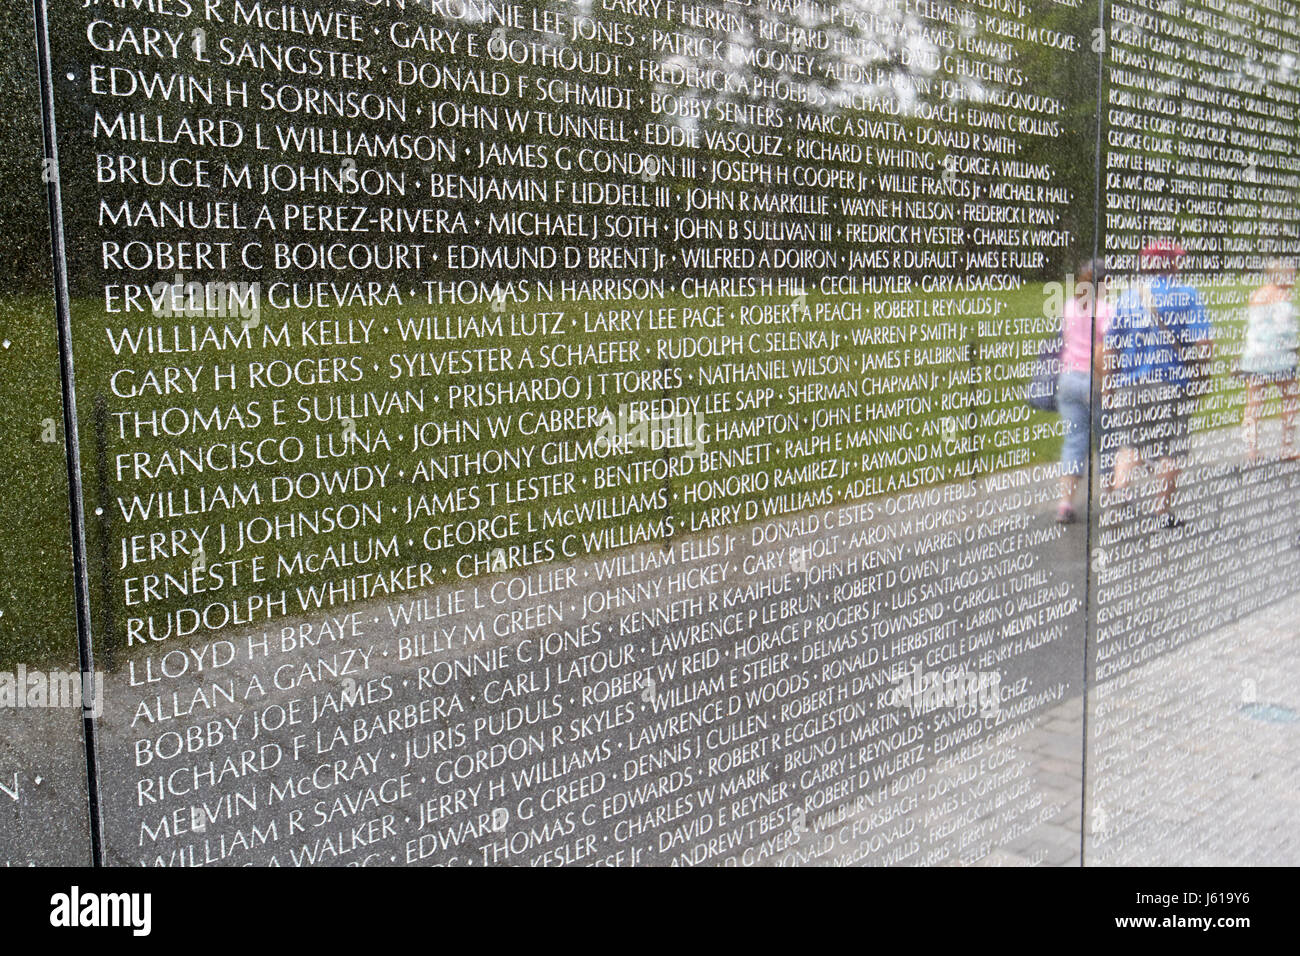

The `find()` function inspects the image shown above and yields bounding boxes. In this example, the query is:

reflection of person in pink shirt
[1056,259,1110,523]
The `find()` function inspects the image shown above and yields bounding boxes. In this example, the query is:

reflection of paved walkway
[90,453,1089,866]
[1084,417,1300,865]
[980,694,1084,866]
[15,415,1300,866]
[1086,589,1300,866]
[0,705,90,865]
[771,690,1085,867]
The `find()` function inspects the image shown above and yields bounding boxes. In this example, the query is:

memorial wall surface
[0,0,1296,866]
[1089,0,1300,865]
[0,0,91,866]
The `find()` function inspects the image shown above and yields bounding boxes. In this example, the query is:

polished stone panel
[3,0,1298,867]
[0,0,91,867]
[1088,0,1300,865]
[31,0,1096,866]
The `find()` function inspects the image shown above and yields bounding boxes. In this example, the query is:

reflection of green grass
[69,280,1067,650]
[0,295,79,670]
[18,278,1267,661]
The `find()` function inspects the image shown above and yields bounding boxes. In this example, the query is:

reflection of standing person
[1241,259,1299,463]
[1103,241,1212,529]
[1057,259,1110,523]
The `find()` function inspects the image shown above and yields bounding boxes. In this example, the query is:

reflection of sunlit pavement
[907,579,1300,867]
[976,695,1084,866]
[90,452,1088,866]
[773,691,1085,867]
[1086,589,1300,866]
[0,707,89,865]
[1086,416,1300,865]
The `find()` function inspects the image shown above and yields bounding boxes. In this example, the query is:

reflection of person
[1104,241,1212,528]
[1241,259,1299,463]
[1057,259,1110,524]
